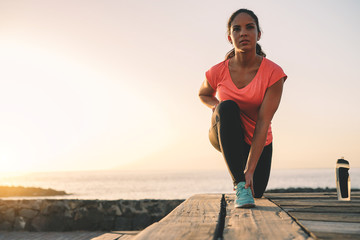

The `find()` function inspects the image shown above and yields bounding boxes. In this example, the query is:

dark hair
[225,9,266,59]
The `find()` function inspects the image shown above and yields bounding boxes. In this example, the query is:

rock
[0,199,183,231]
[73,206,107,230]
[74,207,88,221]
[0,201,15,210]
[97,202,103,211]
[3,208,15,222]
[29,200,42,210]
[120,200,146,217]
[39,200,52,214]
[73,213,98,230]
[81,200,99,209]
[114,216,132,230]
[144,202,163,216]
[31,215,48,231]
[99,215,115,231]
[132,213,152,230]
[14,216,26,230]
[19,209,38,219]
[0,204,8,212]
[47,201,70,214]
[0,221,12,230]
[42,201,72,218]
[31,215,72,231]
[18,200,31,209]
[134,201,142,211]
[69,201,79,210]
[107,204,122,216]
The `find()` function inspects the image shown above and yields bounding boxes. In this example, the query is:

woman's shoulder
[262,57,284,71]
[262,57,287,84]
[205,59,229,88]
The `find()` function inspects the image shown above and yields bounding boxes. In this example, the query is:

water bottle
[335,157,351,201]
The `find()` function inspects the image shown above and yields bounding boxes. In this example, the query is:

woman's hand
[244,169,254,196]
[212,104,218,112]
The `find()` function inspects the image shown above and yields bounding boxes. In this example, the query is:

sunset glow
[0,0,359,173]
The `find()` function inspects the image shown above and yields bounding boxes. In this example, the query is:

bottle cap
[337,158,349,165]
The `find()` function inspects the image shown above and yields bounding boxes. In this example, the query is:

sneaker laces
[235,185,252,198]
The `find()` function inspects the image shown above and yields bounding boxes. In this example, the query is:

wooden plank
[267,192,360,239]
[310,231,360,240]
[270,199,360,207]
[265,192,360,200]
[113,231,139,240]
[118,235,136,240]
[265,192,338,199]
[91,233,123,240]
[223,195,314,240]
[300,220,360,235]
[280,206,360,214]
[133,194,222,240]
[90,231,139,240]
[111,231,140,235]
[268,196,360,214]
[287,211,360,223]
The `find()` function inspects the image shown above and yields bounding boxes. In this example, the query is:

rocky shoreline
[1,187,357,232]
[0,199,184,231]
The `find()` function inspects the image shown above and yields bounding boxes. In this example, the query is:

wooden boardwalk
[0,192,359,239]
[134,192,360,240]
[265,191,360,240]
[223,195,311,239]
[133,194,313,240]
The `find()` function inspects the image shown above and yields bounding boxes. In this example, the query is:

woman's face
[228,13,260,53]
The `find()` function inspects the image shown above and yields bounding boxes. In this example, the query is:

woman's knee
[215,100,239,116]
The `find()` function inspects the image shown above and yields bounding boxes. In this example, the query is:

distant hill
[0,186,68,197]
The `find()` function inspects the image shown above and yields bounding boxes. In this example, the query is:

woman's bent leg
[253,143,272,198]
[209,100,249,185]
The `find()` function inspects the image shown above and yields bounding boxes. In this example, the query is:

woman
[199,9,287,208]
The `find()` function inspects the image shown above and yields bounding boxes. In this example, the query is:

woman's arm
[244,78,285,194]
[198,79,219,110]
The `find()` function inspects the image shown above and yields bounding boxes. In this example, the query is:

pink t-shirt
[205,57,287,146]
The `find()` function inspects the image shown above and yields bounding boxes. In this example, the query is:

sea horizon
[0,168,358,200]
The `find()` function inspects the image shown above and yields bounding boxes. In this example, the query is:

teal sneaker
[234,182,255,208]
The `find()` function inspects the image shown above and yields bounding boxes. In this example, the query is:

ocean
[0,168,359,200]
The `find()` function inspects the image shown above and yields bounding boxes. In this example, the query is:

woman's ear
[257,31,261,41]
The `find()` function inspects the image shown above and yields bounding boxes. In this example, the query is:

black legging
[209,100,272,198]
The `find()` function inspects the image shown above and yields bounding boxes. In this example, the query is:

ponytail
[256,43,266,57]
[225,48,235,60]
[225,43,266,60]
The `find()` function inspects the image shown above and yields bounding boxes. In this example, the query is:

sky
[0,0,359,173]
